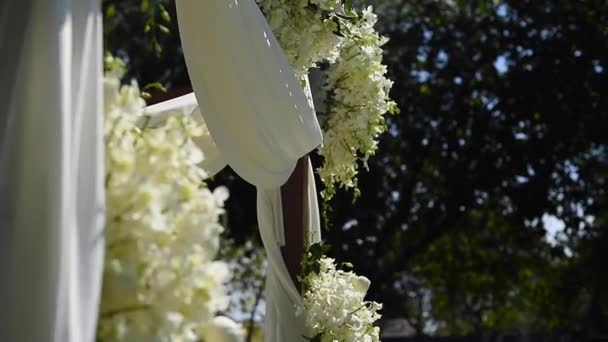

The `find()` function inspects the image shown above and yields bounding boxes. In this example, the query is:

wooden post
[146,87,193,105]
[280,156,309,292]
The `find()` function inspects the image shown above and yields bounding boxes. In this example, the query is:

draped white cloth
[257,163,323,341]
[169,1,324,340]
[0,1,105,341]
[175,0,323,188]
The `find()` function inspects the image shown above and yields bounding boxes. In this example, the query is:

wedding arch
[0,0,394,341]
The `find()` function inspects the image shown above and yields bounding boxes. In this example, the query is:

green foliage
[326,0,608,336]
[103,0,189,89]
[301,243,333,282]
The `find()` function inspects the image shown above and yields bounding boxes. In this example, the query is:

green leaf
[140,0,150,12]
[105,4,116,18]
[335,12,358,21]
[158,24,170,34]
[344,0,353,13]
[142,82,167,92]
[420,84,431,95]
[159,4,171,23]
[341,262,354,270]
[308,243,332,259]
[153,41,162,55]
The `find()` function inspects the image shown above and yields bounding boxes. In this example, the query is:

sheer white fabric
[0,1,105,341]
[173,0,324,340]
[257,160,322,342]
[175,0,323,189]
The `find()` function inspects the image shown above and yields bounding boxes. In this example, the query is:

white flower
[98,66,231,341]
[298,257,383,342]
[257,0,344,78]
[257,1,398,200]
[196,316,246,342]
[317,10,398,200]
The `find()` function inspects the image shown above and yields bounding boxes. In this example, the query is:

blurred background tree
[103,0,608,337]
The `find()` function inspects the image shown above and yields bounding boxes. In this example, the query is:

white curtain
[174,0,323,340]
[0,1,105,341]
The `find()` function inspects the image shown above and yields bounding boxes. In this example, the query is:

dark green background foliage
[103,0,608,336]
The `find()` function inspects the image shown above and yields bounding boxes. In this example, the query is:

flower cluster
[98,57,231,341]
[257,1,398,200]
[318,7,399,200]
[298,245,383,342]
[256,0,344,79]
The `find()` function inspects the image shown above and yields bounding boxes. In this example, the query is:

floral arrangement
[257,0,398,200]
[298,244,383,342]
[256,2,389,338]
[98,56,231,341]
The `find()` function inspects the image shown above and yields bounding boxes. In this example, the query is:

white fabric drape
[173,0,324,340]
[175,0,323,188]
[0,1,105,341]
[257,160,322,341]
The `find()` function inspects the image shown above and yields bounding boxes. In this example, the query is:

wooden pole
[280,156,309,292]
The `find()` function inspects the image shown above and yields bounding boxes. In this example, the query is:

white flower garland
[257,0,398,200]
[98,57,231,341]
[256,3,389,338]
[298,245,383,341]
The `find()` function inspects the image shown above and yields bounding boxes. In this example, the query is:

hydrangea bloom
[257,2,398,200]
[298,256,383,342]
[98,58,231,341]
